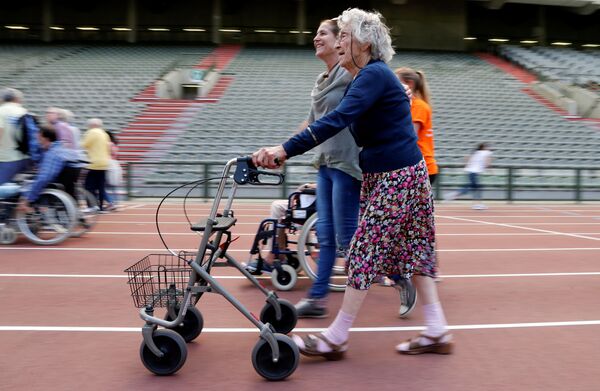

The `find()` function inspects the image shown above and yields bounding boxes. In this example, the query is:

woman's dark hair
[477,143,489,151]
[40,125,57,142]
[320,19,339,36]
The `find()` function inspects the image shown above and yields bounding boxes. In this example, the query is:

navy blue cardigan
[283,60,422,174]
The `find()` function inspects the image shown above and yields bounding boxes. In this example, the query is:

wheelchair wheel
[259,298,297,335]
[297,213,347,292]
[164,306,204,343]
[251,333,299,381]
[140,329,187,376]
[0,225,17,244]
[271,264,297,291]
[285,253,302,272]
[71,187,98,238]
[16,189,77,245]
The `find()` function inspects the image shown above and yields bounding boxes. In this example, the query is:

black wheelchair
[0,177,78,245]
[248,187,317,290]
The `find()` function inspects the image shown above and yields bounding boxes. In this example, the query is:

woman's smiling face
[313,22,338,60]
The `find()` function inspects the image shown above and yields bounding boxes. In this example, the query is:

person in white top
[444,143,493,210]
[0,88,29,184]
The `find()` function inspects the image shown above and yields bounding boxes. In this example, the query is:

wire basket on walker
[124,157,299,381]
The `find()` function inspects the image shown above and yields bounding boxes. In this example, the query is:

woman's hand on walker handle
[252,145,287,169]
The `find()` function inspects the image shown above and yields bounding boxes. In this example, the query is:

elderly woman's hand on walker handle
[252,145,287,169]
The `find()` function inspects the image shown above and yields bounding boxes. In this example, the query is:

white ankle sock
[422,301,448,337]
[322,310,355,346]
[292,310,355,353]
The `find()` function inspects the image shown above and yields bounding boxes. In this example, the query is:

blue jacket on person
[283,60,422,174]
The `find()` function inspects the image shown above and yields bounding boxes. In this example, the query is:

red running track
[1,201,600,390]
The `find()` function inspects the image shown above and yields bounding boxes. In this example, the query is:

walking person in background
[252,8,453,357]
[46,107,75,150]
[101,130,119,211]
[0,88,30,184]
[81,118,111,212]
[444,142,493,210]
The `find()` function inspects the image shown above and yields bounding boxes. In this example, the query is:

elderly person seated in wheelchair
[17,126,81,214]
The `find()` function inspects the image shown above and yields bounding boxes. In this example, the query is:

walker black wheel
[164,306,204,343]
[140,329,187,376]
[260,299,297,335]
[285,253,302,272]
[251,333,299,381]
[271,264,297,291]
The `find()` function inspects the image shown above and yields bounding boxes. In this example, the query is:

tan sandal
[298,333,348,361]
[396,332,454,355]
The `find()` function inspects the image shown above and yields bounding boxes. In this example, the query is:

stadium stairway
[478,52,571,118]
[118,45,241,162]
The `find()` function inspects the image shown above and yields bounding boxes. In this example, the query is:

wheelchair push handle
[233,156,285,186]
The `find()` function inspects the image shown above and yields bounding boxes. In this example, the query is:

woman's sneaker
[294,298,328,318]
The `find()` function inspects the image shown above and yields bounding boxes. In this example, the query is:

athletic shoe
[243,259,274,274]
[295,298,329,318]
[472,203,488,210]
[395,278,417,318]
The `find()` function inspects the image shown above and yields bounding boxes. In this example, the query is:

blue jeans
[309,166,361,299]
[456,172,481,200]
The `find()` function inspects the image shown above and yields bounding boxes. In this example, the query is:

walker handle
[233,156,284,186]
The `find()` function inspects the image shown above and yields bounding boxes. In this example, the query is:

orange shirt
[411,98,438,175]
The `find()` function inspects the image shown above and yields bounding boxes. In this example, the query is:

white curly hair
[337,8,395,63]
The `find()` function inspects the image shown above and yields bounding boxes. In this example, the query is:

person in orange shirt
[391,67,443,291]
[395,67,439,185]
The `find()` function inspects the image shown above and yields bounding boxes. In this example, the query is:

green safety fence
[123,161,600,202]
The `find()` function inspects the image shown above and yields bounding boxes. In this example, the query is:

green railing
[123,161,600,202]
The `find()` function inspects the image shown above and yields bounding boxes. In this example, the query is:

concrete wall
[531,81,600,118]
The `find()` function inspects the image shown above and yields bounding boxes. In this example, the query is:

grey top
[308,63,362,181]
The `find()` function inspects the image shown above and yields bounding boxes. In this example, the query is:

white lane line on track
[1,247,600,252]
[117,214,600,218]
[440,215,600,242]
[436,215,599,219]
[117,204,147,211]
[83,231,600,236]
[2,320,600,333]
[96,220,600,226]
[2,272,600,279]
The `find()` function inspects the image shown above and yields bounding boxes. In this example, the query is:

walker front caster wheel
[164,306,204,342]
[251,333,299,381]
[271,264,297,291]
[140,329,187,376]
[260,299,297,335]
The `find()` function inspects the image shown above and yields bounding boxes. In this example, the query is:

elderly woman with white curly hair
[252,7,453,358]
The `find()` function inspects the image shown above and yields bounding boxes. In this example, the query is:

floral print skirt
[346,159,437,290]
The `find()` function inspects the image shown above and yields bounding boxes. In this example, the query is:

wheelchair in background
[0,177,78,245]
[248,187,318,290]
